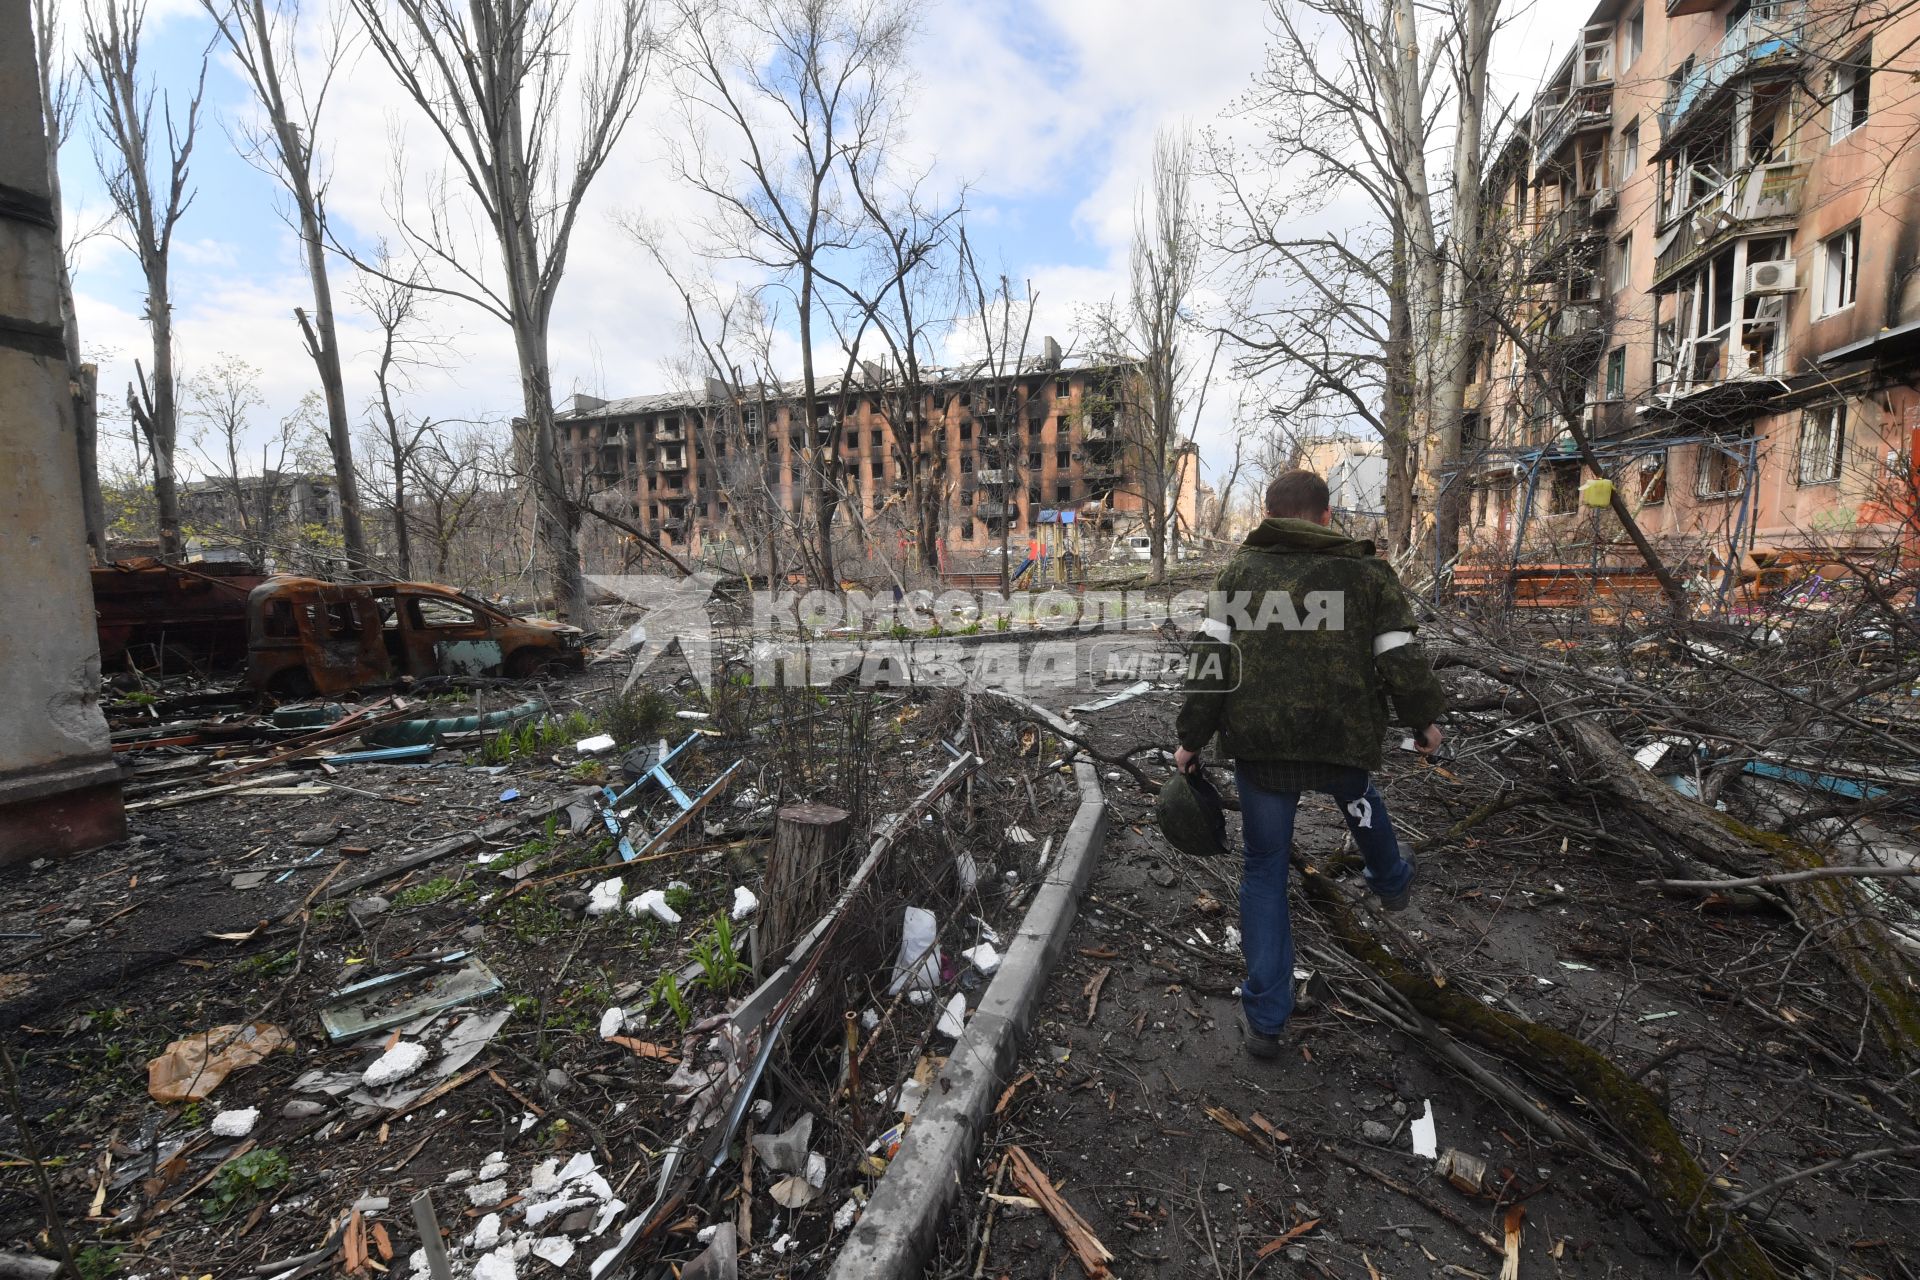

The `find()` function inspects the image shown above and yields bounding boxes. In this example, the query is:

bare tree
[1209,0,1502,561]
[183,353,289,566]
[666,0,912,586]
[346,0,654,622]
[82,0,206,558]
[955,235,1037,594]
[837,172,965,577]
[1088,128,1199,584]
[201,0,369,569]
[32,0,110,557]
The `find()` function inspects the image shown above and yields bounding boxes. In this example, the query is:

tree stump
[766,802,852,960]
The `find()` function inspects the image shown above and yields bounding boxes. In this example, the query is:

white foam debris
[585,877,626,917]
[210,1107,258,1137]
[598,1007,627,1040]
[833,1199,859,1232]
[466,1179,507,1208]
[629,889,681,924]
[363,1042,429,1087]
[471,1245,518,1280]
[478,1151,510,1181]
[805,1151,827,1189]
[468,1213,502,1250]
[961,943,1000,975]
[526,1157,561,1195]
[575,734,615,754]
[731,885,759,920]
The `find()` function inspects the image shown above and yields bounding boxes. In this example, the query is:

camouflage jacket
[1175,518,1447,772]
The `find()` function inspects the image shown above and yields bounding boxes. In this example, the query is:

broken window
[1548,463,1581,514]
[1055,378,1071,399]
[264,599,297,638]
[1580,24,1612,83]
[415,598,476,628]
[1830,43,1871,143]
[1695,445,1746,498]
[1637,452,1667,505]
[1820,225,1860,315]
[1748,83,1791,165]
[1797,403,1847,484]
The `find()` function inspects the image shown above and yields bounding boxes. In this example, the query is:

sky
[46,0,1573,492]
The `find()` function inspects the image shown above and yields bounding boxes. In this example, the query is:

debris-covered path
[944,684,1920,1279]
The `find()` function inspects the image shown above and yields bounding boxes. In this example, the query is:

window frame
[1797,402,1847,485]
[1694,444,1748,499]
[1819,224,1861,317]
[1624,8,1643,69]
[1619,117,1640,178]
[1829,43,1872,143]
[1605,346,1628,399]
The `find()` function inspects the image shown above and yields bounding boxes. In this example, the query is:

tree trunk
[1561,716,1920,1069]
[74,365,106,559]
[1296,860,1781,1280]
[1382,255,1416,555]
[149,269,182,558]
[765,801,851,960]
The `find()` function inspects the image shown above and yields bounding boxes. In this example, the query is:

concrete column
[0,0,126,861]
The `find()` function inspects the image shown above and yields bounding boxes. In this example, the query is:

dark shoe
[1241,1016,1283,1060]
[1378,858,1417,912]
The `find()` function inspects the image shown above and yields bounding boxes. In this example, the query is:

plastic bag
[147,1022,290,1103]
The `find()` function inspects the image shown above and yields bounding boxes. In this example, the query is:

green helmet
[1155,769,1233,859]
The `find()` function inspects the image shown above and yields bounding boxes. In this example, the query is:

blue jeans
[1234,763,1414,1035]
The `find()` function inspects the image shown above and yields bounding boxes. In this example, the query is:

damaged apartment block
[1459,0,1920,600]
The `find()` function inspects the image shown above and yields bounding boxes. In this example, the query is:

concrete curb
[827,706,1109,1279]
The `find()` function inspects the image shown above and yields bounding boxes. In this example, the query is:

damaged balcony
[1533,82,1613,170]
[1651,161,1805,288]
[1528,196,1604,281]
[1658,2,1804,142]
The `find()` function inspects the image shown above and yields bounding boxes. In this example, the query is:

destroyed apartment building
[550,345,1206,568]
[1458,0,1920,601]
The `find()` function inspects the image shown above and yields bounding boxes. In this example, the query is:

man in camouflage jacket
[1173,470,1447,1058]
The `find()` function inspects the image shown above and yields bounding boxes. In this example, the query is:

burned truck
[245,578,586,696]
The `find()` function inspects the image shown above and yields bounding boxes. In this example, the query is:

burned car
[246,577,586,696]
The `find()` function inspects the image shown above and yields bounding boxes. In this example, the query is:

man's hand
[1414,723,1444,755]
[1173,746,1201,775]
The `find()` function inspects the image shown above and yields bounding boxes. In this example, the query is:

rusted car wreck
[246,578,587,696]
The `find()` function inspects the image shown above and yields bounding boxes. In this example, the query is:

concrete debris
[962,942,1001,974]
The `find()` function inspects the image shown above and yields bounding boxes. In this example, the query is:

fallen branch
[1721,1143,1920,1212]
[1004,1144,1114,1279]
[1643,867,1920,891]
[1296,859,1780,1279]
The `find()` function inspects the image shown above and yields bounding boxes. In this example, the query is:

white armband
[1373,630,1413,656]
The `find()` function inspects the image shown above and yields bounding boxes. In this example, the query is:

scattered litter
[478,1151,510,1181]
[363,1041,430,1087]
[962,942,1001,975]
[147,1022,289,1103]
[318,953,502,1042]
[532,1237,576,1268]
[575,734,616,755]
[599,1007,627,1040]
[937,993,966,1039]
[1069,681,1153,714]
[1639,1010,1681,1022]
[1006,825,1036,845]
[630,889,682,924]
[748,1113,813,1175]
[1409,1100,1437,1158]
[469,1212,502,1250]
[889,906,941,993]
[730,886,758,920]
[1557,961,1595,972]
[471,1244,518,1280]
[1436,1148,1487,1193]
[466,1178,508,1208]
[498,787,520,803]
[833,1198,859,1232]
[209,1106,258,1137]
[586,877,626,917]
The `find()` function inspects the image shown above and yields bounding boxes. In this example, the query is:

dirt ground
[941,688,1920,1280]
[0,659,1074,1279]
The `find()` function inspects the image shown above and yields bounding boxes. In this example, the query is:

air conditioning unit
[1590,186,1617,214]
[1746,258,1799,294]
